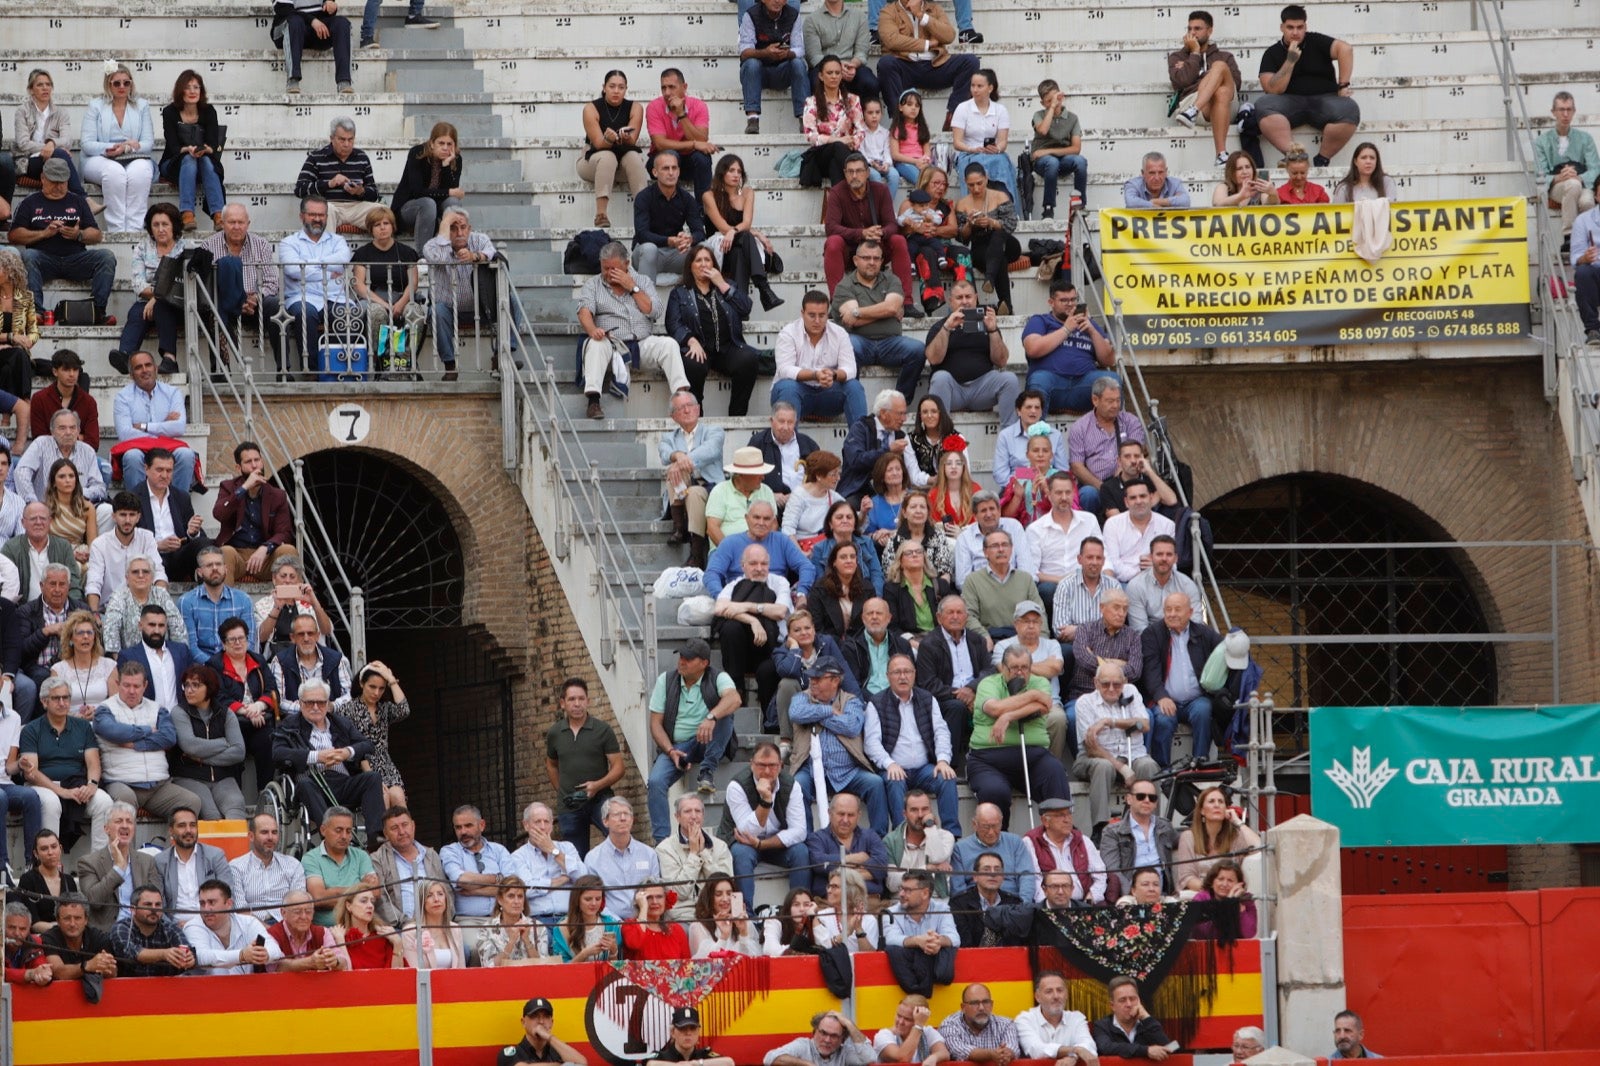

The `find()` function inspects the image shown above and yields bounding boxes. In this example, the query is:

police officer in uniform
[499,998,589,1065]
[648,1007,737,1066]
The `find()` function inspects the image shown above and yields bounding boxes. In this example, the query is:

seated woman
[114,204,188,374]
[999,430,1073,526]
[80,63,155,234]
[665,244,761,418]
[44,459,94,569]
[350,206,420,375]
[101,555,186,655]
[621,880,689,960]
[0,249,41,402]
[549,874,624,963]
[157,70,226,231]
[1275,142,1329,205]
[402,879,467,969]
[928,439,977,535]
[13,69,87,196]
[477,876,551,967]
[392,121,464,255]
[951,69,1016,195]
[860,451,911,547]
[883,540,954,644]
[210,615,281,789]
[807,499,886,596]
[18,830,76,932]
[907,394,954,484]
[903,168,959,315]
[701,153,782,311]
[782,451,845,546]
[50,610,117,720]
[801,56,864,187]
[1116,866,1176,907]
[768,609,857,741]
[332,661,409,809]
[171,664,248,821]
[1212,151,1280,207]
[761,887,822,957]
[811,539,871,641]
[1191,858,1258,940]
[1331,142,1399,203]
[576,70,648,229]
[952,164,1020,317]
[880,490,954,582]
[689,875,760,958]
[813,866,878,952]
[1173,786,1263,891]
[331,888,402,970]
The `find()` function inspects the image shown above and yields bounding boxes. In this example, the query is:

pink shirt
[646,95,711,149]
[896,128,927,159]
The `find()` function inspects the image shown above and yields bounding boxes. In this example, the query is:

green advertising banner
[1309,704,1600,846]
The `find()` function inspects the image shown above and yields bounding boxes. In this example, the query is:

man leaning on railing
[199,204,281,376]
[422,207,527,382]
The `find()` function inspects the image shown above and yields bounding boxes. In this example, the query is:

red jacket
[30,384,100,449]
[213,475,294,550]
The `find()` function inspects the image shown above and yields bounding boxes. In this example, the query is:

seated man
[790,657,890,835]
[845,598,913,697]
[823,156,914,301]
[993,602,1070,756]
[1051,536,1123,648]
[271,678,387,838]
[1254,4,1358,167]
[74,801,160,930]
[18,677,114,849]
[990,390,1068,490]
[969,645,1071,831]
[576,240,690,421]
[1101,481,1177,584]
[659,389,725,569]
[93,661,204,820]
[1021,280,1117,415]
[267,891,344,971]
[15,410,112,532]
[1121,152,1192,209]
[1094,439,1177,526]
[183,877,281,975]
[714,543,792,714]
[86,494,167,613]
[212,440,296,585]
[277,0,354,93]
[739,0,808,134]
[646,640,741,842]
[179,546,256,664]
[300,804,378,927]
[113,351,195,486]
[1093,976,1176,1061]
[765,1011,874,1066]
[511,801,586,922]
[1067,590,1141,704]
[29,350,100,467]
[953,492,1037,589]
[831,240,927,402]
[705,450,780,547]
[949,800,1039,900]
[18,561,87,709]
[424,207,528,381]
[1126,535,1201,632]
[840,390,914,503]
[948,850,1025,948]
[805,791,889,896]
[294,119,379,228]
[962,531,1041,641]
[1232,1027,1268,1063]
[1099,778,1179,894]
[883,788,956,896]
[1139,591,1224,768]
[110,884,196,977]
[1023,799,1106,904]
[1072,662,1160,834]
[229,811,308,924]
[1168,11,1242,166]
[136,447,210,582]
[1027,474,1102,617]
[199,203,282,356]
[646,69,718,200]
[914,595,992,772]
[876,0,980,132]
[1066,379,1145,517]
[1017,971,1098,1063]
[924,281,1019,423]
[881,869,959,995]
[720,741,810,909]
[1573,183,1600,345]
[655,793,733,921]
[442,804,517,932]
[703,499,815,599]
[1538,92,1599,234]
[867,653,959,831]
[272,613,353,716]
[275,194,353,376]
[938,983,1023,1064]
[749,402,820,511]
[372,805,447,927]
[40,892,118,981]
[4,902,50,986]
[157,806,235,921]
[1030,81,1089,218]
[585,797,660,920]
[773,291,868,424]
[804,0,878,103]
[6,157,115,326]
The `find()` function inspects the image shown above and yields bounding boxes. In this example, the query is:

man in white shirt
[511,800,587,921]
[953,492,1038,589]
[185,877,281,975]
[136,449,208,582]
[86,494,166,611]
[1017,971,1098,1064]
[1072,662,1160,834]
[1027,474,1102,620]
[228,811,307,923]
[771,291,868,424]
[864,654,959,833]
[1027,799,1106,904]
[276,193,352,378]
[720,741,810,909]
[1100,481,1175,584]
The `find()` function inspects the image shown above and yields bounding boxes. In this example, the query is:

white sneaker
[1216,151,1230,166]
[1175,106,1198,129]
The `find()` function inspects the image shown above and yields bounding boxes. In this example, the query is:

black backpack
[563,229,610,275]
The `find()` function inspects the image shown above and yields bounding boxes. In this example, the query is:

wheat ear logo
[1324,746,1399,809]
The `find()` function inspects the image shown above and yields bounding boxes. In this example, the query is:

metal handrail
[182,278,366,663]
[490,263,657,690]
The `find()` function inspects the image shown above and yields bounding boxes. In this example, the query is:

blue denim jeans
[0,783,43,870]
[740,57,808,118]
[884,763,961,835]
[20,247,115,312]
[161,154,226,215]
[771,378,868,423]
[1150,694,1215,768]
[646,713,737,842]
[848,333,926,401]
[1032,153,1088,207]
[1026,367,1120,413]
[730,840,810,910]
[794,762,890,836]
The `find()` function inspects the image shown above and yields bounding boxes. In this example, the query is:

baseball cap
[523,998,555,1017]
[672,1007,701,1029]
[1223,629,1250,669]
[679,638,712,661]
[805,656,846,680]
[1012,600,1045,620]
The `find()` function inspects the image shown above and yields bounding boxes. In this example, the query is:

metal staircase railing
[181,281,367,664]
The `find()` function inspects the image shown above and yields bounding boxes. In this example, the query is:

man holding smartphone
[293,117,382,232]
[924,279,1019,424]
[738,0,808,135]
[1020,279,1116,414]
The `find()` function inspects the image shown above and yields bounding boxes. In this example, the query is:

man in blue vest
[646,639,742,843]
[865,653,959,833]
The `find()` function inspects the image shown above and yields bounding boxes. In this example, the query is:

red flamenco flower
[1122,924,1141,939]
[941,433,969,453]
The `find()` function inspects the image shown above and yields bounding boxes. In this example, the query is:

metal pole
[498,264,518,472]
[183,281,205,426]
[1549,543,1560,702]
[350,586,367,667]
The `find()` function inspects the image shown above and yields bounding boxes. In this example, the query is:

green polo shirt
[704,481,777,539]
[972,673,1052,750]
[19,714,99,782]
[649,670,738,743]
[546,714,620,796]
[302,843,375,926]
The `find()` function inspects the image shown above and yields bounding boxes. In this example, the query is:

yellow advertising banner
[1101,198,1531,348]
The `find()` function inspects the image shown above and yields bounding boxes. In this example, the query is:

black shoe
[1041,206,1055,220]
[108,350,130,375]
[405,13,441,27]
[586,394,604,419]
[869,29,880,45]
[157,356,179,375]
[958,27,984,43]
[759,286,785,312]
[905,302,927,318]
[1313,153,1331,168]
[745,116,760,135]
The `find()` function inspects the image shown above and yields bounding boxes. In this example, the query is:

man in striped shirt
[293,118,382,232]
[1050,536,1123,647]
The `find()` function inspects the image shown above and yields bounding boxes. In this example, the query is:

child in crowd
[889,90,932,189]
[898,189,947,313]
[860,99,899,200]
